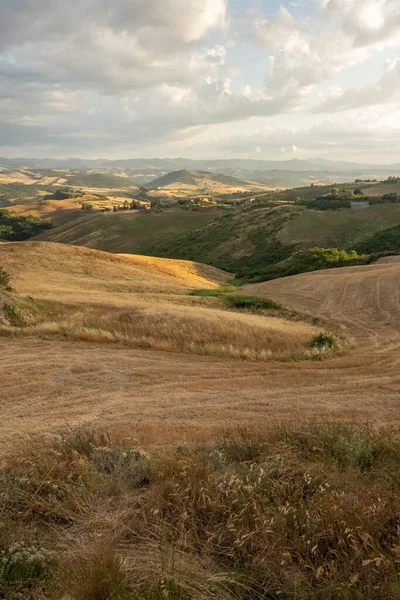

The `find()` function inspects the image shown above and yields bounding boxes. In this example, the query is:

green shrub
[224,295,282,310]
[0,266,10,289]
[0,542,55,591]
[300,195,351,210]
[309,332,338,350]
[243,247,372,284]
[321,424,378,470]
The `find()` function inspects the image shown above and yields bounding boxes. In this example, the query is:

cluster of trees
[45,187,84,200]
[370,193,399,204]
[355,224,400,254]
[241,247,377,284]
[299,184,400,211]
[110,200,142,212]
[384,176,400,184]
[0,210,53,241]
[299,195,352,210]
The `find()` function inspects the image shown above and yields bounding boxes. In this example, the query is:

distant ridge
[144,169,261,190]
[1,156,399,172]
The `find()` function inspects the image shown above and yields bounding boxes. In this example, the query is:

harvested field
[1,245,400,453]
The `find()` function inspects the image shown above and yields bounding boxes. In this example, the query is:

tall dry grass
[1,424,400,599]
[0,293,324,361]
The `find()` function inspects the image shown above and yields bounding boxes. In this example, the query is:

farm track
[2,257,400,452]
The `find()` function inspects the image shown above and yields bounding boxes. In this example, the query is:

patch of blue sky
[228,0,320,18]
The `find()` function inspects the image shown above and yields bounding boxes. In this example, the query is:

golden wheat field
[1,242,400,453]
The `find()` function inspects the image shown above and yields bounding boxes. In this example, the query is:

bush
[300,196,351,210]
[0,266,10,289]
[242,247,371,284]
[309,332,338,350]
[0,542,55,594]
[354,224,400,254]
[224,295,282,310]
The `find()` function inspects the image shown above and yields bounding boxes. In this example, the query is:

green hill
[141,203,400,280]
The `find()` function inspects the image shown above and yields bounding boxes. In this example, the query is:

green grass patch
[192,288,282,311]
[191,285,241,297]
[0,266,10,289]
[224,294,282,310]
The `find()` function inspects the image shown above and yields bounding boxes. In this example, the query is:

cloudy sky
[1,0,400,162]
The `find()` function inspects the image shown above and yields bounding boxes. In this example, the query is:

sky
[0,0,399,162]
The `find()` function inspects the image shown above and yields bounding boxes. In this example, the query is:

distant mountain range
[1,156,399,188]
[1,156,399,172]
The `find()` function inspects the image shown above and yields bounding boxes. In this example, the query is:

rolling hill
[34,209,222,253]
[0,242,318,373]
[142,202,400,278]
[243,255,400,343]
[0,241,229,302]
[3,246,400,455]
[144,169,268,191]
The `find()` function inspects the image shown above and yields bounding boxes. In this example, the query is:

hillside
[0,241,228,302]
[7,198,84,225]
[144,169,266,192]
[142,203,400,279]
[34,209,221,253]
[243,255,400,342]
[0,242,318,367]
[4,245,400,600]
[3,251,400,452]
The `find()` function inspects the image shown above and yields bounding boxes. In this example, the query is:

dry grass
[0,242,321,361]
[0,293,320,361]
[0,241,229,302]
[7,199,82,221]
[2,423,400,599]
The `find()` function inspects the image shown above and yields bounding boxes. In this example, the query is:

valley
[2,163,400,600]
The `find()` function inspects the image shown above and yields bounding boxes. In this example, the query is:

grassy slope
[0,241,319,362]
[34,209,222,253]
[279,203,400,249]
[7,198,83,225]
[142,206,299,271]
